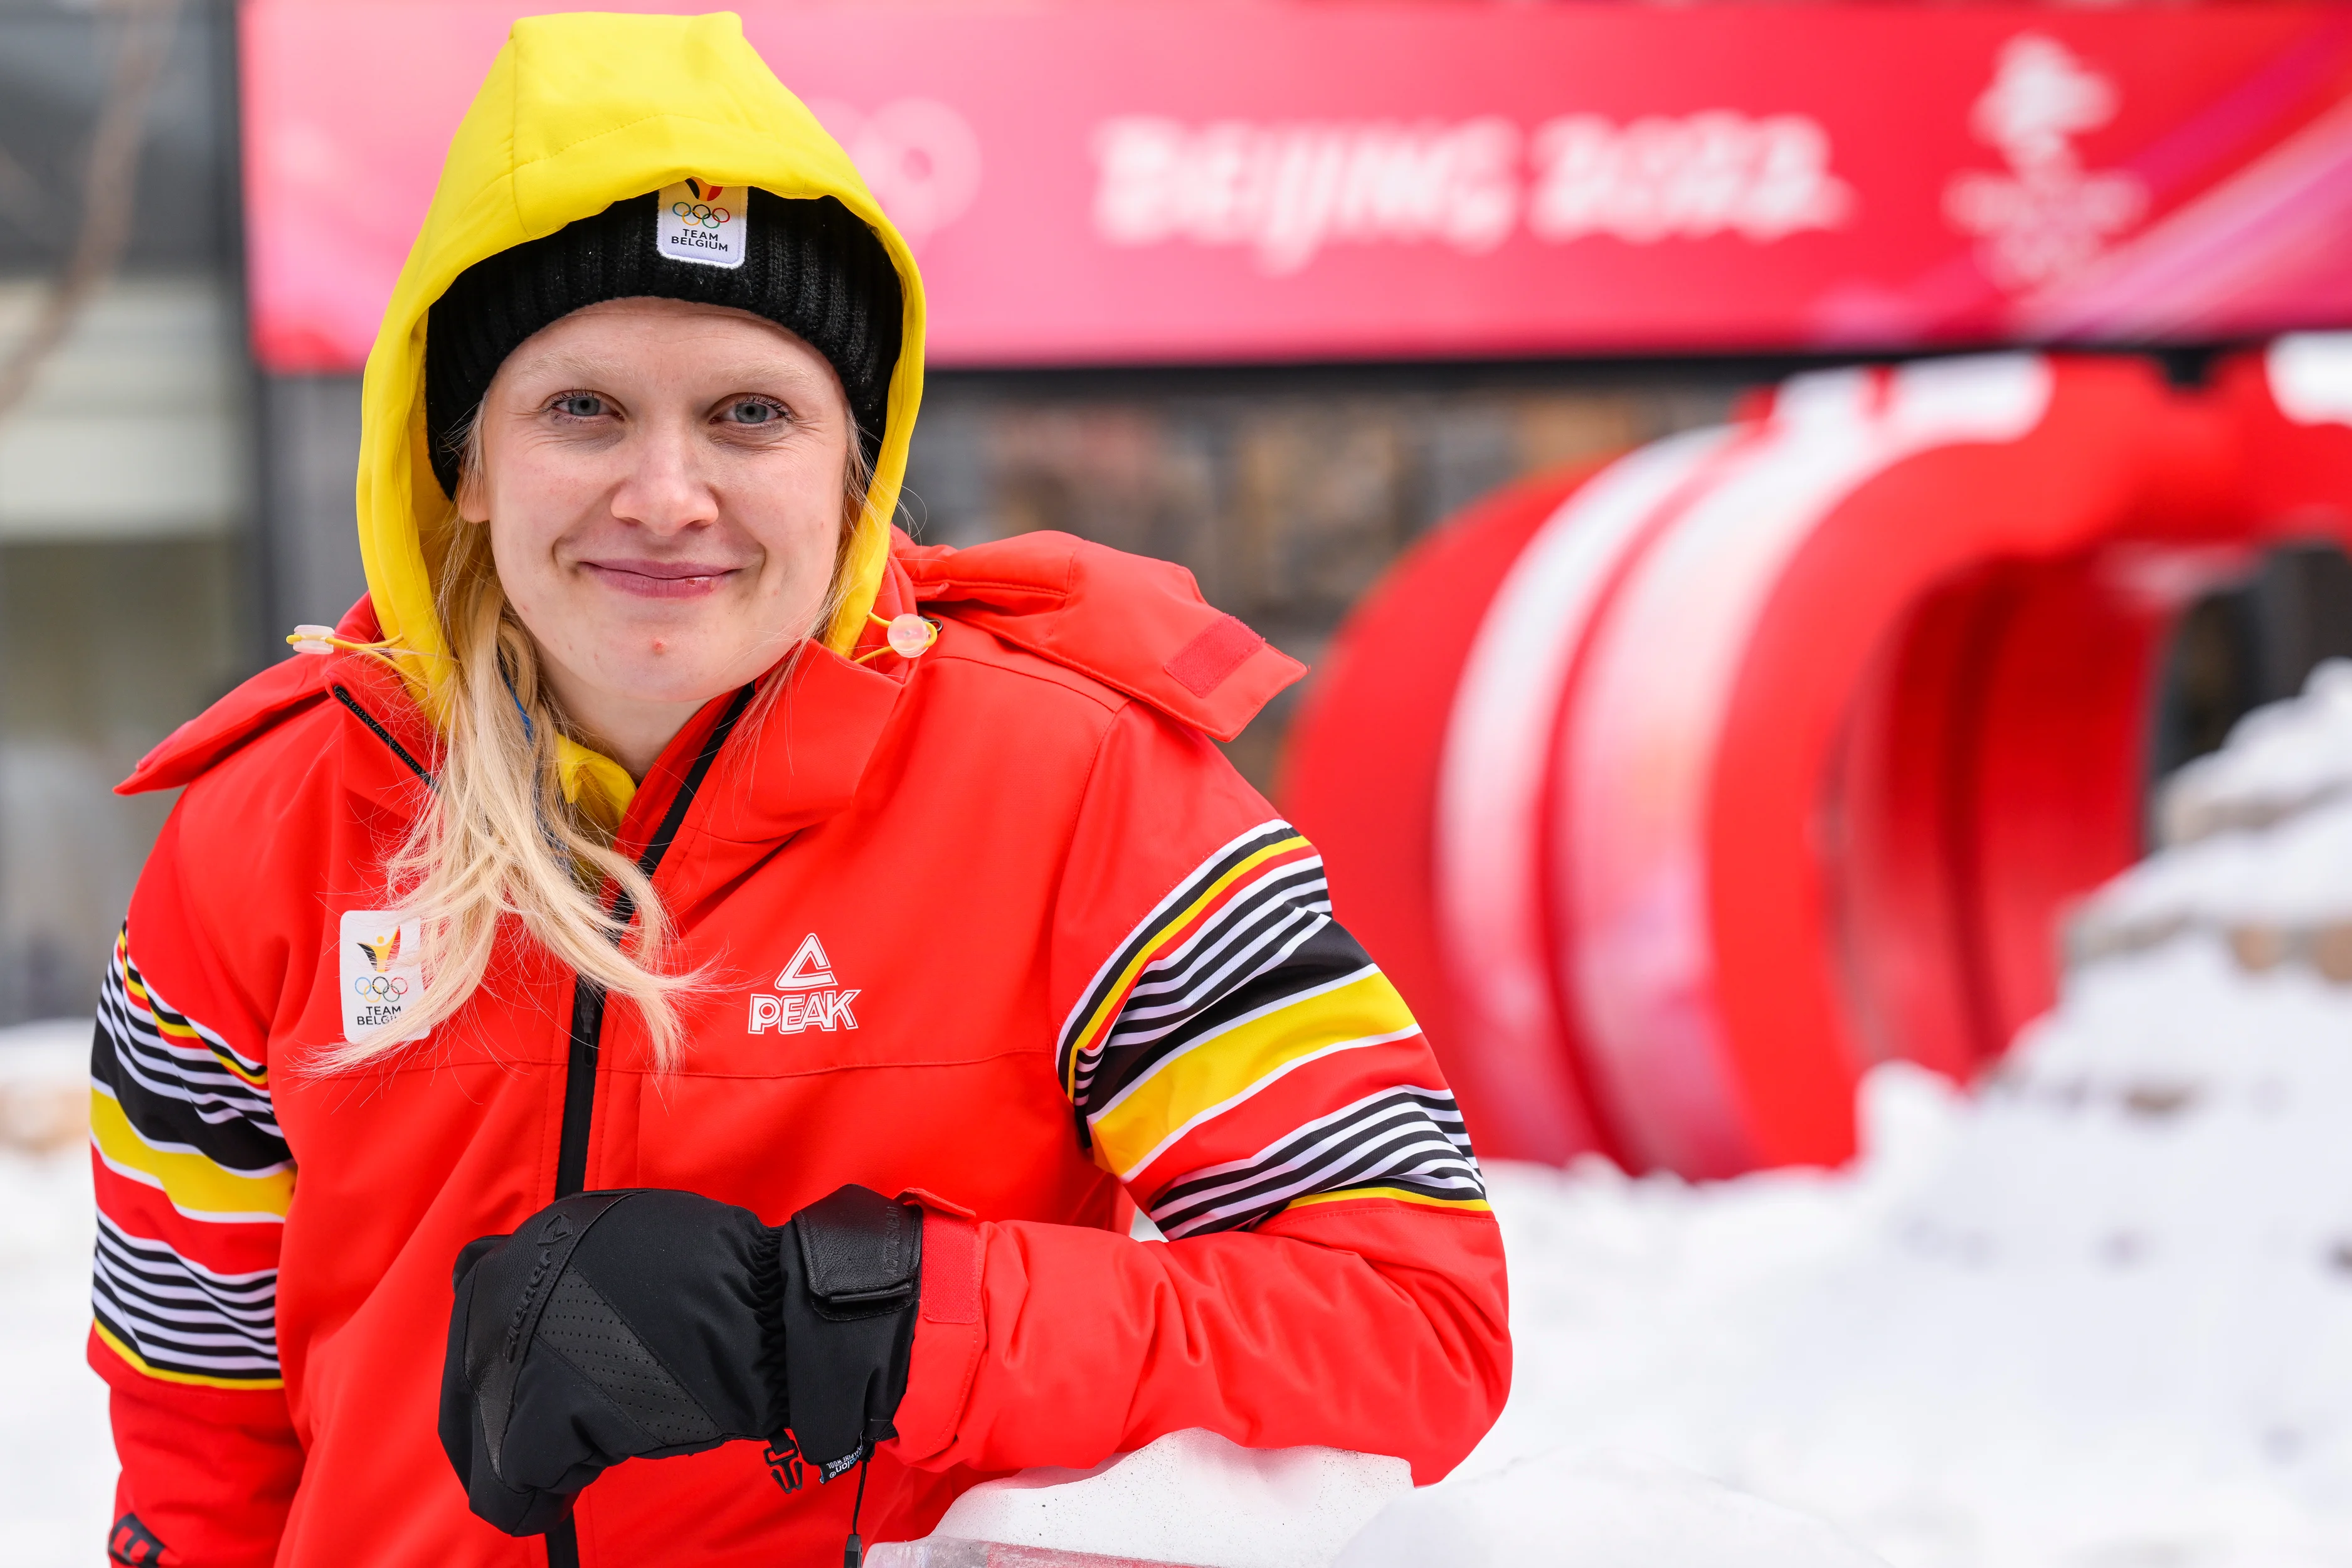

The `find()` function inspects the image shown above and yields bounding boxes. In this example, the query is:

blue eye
[551,393,607,419]
[724,398,786,426]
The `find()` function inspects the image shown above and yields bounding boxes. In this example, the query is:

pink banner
[241,2,2352,372]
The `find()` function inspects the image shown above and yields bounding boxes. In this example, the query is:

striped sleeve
[1057,820,1486,1239]
[88,923,290,1389]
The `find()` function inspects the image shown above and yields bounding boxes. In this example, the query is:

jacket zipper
[331,684,433,783]
[545,686,751,1568]
[553,683,753,1196]
[336,677,751,1568]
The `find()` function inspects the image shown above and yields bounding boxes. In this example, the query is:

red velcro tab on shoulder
[1165,615,1266,697]
[898,531,1305,742]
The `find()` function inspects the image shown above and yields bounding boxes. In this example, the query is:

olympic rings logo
[352,975,410,1000]
[670,201,733,230]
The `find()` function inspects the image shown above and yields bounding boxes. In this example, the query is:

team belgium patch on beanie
[655,179,748,269]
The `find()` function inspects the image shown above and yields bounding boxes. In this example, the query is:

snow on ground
[1471,1023,2352,1568]
[18,667,2352,1565]
[0,1019,111,1568]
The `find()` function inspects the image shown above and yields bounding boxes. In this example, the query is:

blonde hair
[320,420,874,1072]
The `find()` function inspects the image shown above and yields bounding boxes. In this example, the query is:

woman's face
[458,296,854,744]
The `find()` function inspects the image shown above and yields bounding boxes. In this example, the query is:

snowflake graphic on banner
[1943,34,2148,291]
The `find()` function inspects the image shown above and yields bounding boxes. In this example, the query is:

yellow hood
[352,10,924,808]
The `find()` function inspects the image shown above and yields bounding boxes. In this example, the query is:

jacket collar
[645,642,904,856]
[618,559,918,909]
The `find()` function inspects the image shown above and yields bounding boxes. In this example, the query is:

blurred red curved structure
[1282,346,2352,1175]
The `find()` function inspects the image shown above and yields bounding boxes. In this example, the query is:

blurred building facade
[0,0,249,1022]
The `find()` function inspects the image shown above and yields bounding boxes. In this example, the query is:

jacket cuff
[888,1206,983,1465]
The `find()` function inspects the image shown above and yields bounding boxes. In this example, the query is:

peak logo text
[747,933,861,1036]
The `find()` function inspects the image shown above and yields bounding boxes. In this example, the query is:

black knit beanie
[423,189,902,499]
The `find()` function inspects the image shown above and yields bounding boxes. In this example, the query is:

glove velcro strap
[779,1185,924,1473]
[797,1184,922,1317]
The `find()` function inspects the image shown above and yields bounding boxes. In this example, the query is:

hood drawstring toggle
[852,612,938,665]
[289,626,416,679]
[289,625,398,657]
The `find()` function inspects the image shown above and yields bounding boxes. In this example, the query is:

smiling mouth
[579,559,741,600]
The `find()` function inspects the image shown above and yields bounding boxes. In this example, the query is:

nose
[607,415,718,537]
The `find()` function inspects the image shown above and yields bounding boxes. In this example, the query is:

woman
[88,15,1508,1568]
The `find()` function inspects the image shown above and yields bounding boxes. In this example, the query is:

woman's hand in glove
[438,1185,923,1536]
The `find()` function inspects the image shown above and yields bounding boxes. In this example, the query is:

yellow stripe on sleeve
[92,1320,284,1391]
[204,1042,270,1090]
[88,1088,294,1222]
[1283,1185,1493,1215]
[150,1015,270,1089]
[1089,968,1417,1178]
[125,961,268,1088]
[1064,835,1311,1091]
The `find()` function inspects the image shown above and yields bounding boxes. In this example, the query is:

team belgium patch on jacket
[339,909,426,1042]
[747,933,859,1035]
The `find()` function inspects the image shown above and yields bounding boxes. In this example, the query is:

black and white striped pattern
[1147,1086,1485,1238]
[93,930,285,1174]
[1085,861,1330,1056]
[1064,828,1362,1116]
[1058,824,1303,1083]
[90,1212,281,1384]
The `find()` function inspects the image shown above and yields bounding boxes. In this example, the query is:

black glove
[438,1185,923,1536]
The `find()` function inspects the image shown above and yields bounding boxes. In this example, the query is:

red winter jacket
[88,532,1510,1568]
